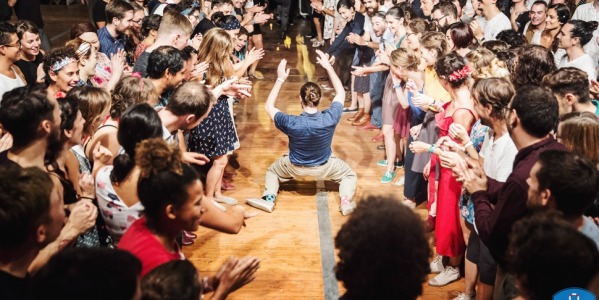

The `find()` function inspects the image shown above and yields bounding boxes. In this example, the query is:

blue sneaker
[381,171,396,184]
[377,160,404,168]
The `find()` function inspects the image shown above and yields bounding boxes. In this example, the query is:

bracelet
[79,196,95,201]
[464,140,473,150]
[276,78,285,83]
[428,144,436,153]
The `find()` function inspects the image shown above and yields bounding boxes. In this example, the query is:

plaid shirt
[98,26,125,57]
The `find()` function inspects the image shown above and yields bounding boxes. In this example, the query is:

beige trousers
[263,155,357,200]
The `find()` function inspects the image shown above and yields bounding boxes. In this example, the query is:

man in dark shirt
[247,50,358,215]
[0,86,98,274]
[459,85,566,296]
[0,166,64,300]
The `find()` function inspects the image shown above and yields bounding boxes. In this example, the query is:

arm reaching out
[264,59,290,120]
[315,50,345,104]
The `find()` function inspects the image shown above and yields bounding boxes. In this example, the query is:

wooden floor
[39,4,465,299]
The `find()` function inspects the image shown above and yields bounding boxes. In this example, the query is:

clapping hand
[277,59,291,81]
[448,123,470,143]
[315,50,333,69]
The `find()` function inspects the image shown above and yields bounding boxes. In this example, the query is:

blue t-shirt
[274,102,343,166]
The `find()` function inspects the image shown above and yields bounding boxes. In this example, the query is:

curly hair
[509,212,599,300]
[136,138,200,230]
[511,44,556,89]
[42,47,78,84]
[110,76,157,119]
[335,195,430,300]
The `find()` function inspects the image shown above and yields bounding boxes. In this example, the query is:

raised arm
[315,50,345,104]
[265,59,290,120]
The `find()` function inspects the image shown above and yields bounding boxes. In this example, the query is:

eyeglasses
[2,40,21,49]
[432,15,448,24]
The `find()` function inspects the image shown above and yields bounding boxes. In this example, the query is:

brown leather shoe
[352,114,371,126]
[347,108,364,122]
[371,131,384,142]
[357,123,379,131]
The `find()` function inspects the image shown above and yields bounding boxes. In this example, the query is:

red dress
[428,102,475,257]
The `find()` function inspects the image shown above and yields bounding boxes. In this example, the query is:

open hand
[277,59,290,81]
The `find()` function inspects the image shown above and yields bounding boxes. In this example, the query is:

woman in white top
[557,19,599,80]
[95,103,163,244]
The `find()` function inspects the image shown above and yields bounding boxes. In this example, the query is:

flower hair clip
[52,57,77,72]
[448,65,472,82]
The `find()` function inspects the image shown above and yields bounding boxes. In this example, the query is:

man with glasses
[431,1,459,31]
[0,22,25,100]
[457,86,566,298]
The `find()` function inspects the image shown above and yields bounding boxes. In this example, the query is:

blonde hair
[198,28,234,86]
[559,112,599,166]
[111,76,158,119]
[466,48,510,80]
[420,31,449,60]
[157,11,193,37]
[390,48,420,71]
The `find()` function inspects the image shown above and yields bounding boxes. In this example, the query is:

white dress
[95,166,144,244]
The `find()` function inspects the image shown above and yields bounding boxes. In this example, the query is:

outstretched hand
[277,59,290,81]
[315,50,333,69]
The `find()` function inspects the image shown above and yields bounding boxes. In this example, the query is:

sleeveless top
[0,66,26,100]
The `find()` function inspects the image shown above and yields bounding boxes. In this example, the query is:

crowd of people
[0,0,599,298]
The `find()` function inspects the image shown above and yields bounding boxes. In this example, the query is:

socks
[262,194,276,202]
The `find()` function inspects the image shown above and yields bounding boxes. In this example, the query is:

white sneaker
[430,254,444,273]
[339,199,356,216]
[215,195,238,205]
[402,199,416,209]
[428,266,460,287]
[452,292,475,300]
[212,200,227,212]
[246,198,275,213]
[394,176,405,186]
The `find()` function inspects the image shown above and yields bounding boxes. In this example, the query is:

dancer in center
[246,50,358,216]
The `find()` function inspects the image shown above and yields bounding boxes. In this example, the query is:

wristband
[276,78,285,83]
[428,144,436,153]
[464,140,473,150]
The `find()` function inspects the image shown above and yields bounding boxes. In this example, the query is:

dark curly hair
[335,195,430,300]
[42,47,78,84]
[509,212,599,300]
[495,30,527,49]
[511,44,556,89]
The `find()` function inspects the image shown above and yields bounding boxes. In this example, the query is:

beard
[44,125,64,164]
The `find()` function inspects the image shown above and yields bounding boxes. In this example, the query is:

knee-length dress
[187,95,238,158]
[428,102,475,258]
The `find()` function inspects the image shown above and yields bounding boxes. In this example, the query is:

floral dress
[459,119,490,224]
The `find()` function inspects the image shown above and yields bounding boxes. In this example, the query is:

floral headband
[52,57,77,72]
[448,65,472,82]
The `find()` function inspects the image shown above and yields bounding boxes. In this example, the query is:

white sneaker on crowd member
[452,292,475,300]
[430,254,445,274]
[339,197,356,216]
[428,266,460,286]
